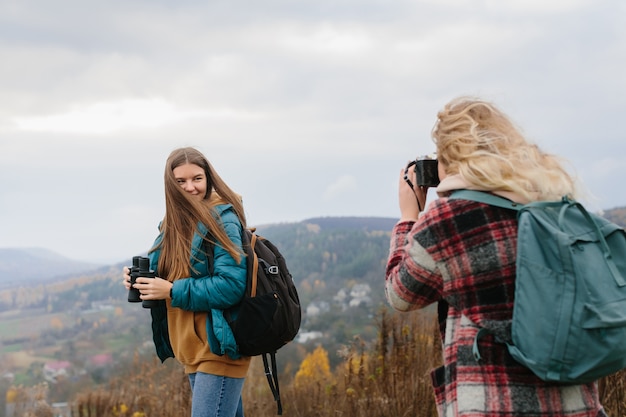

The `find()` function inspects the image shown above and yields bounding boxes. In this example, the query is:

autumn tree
[294,345,332,387]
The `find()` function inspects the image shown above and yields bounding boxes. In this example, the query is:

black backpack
[207,228,301,415]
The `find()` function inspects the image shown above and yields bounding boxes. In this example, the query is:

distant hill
[0,248,103,288]
[300,216,398,231]
[603,206,626,227]
[253,216,398,233]
[0,217,397,291]
[1,208,620,292]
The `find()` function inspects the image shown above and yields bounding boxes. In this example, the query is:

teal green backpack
[450,189,626,384]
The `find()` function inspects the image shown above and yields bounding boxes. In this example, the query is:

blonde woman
[385,98,607,416]
[123,147,250,417]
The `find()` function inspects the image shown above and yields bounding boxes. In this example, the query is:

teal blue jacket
[148,204,247,361]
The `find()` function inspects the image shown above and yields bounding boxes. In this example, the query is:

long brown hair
[151,147,247,280]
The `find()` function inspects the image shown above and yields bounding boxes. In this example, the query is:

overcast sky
[1,0,625,264]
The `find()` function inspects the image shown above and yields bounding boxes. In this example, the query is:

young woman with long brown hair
[123,147,250,417]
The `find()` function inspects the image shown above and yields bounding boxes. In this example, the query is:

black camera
[405,155,439,188]
[127,256,159,308]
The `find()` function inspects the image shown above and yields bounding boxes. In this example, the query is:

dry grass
[598,370,626,417]
[6,383,54,417]
[63,309,440,417]
[9,309,626,417]
[70,354,191,417]
[244,308,441,416]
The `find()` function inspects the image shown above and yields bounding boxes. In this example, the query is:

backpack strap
[556,198,625,287]
[449,189,522,211]
[262,352,283,415]
[248,231,259,297]
[449,189,521,362]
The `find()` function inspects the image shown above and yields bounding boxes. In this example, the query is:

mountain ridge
[2,208,624,289]
[0,216,398,289]
[0,247,103,288]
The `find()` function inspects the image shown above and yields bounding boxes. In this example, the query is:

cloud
[323,175,358,201]
[1,0,625,263]
[483,0,590,13]
[12,98,264,135]
[277,23,374,56]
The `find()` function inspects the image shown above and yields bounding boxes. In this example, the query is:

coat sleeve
[385,219,443,312]
[170,209,247,311]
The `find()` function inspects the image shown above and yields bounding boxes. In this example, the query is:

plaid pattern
[385,198,607,417]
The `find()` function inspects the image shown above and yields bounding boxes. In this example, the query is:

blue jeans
[188,372,245,417]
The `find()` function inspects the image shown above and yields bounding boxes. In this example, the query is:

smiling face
[173,163,207,200]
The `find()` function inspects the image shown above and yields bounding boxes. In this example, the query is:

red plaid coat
[385,197,607,417]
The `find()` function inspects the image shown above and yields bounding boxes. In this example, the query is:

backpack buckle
[267,265,279,275]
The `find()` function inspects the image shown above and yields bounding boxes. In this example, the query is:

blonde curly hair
[432,97,576,202]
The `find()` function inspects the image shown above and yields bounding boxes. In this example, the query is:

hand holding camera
[399,154,439,218]
[404,155,440,188]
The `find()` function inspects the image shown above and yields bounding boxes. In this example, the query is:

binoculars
[127,256,159,308]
